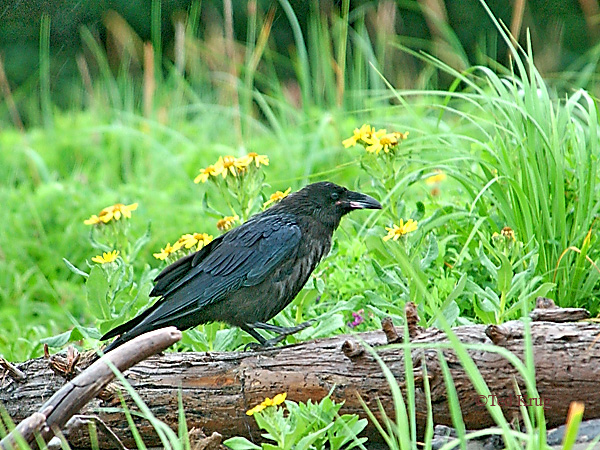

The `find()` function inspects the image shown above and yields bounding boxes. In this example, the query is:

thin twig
[0,357,26,383]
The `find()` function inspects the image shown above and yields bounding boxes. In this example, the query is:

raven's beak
[345,191,382,210]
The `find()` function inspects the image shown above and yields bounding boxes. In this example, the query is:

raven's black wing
[102,213,301,341]
[100,239,223,341]
[150,235,223,297]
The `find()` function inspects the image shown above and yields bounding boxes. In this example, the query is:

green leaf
[329,415,368,450]
[40,330,72,348]
[420,234,439,270]
[202,192,227,219]
[467,281,499,309]
[295,423,333,450]
[433,300,460,328]
[315,277,325,294]
[262,444,281,450]
[473,297,496,324]
[371,259,404,286]
[70,325,102,341]
[497,252,513,293]
[444,273,467,306]
[478,244,498,278]
[297,313,344,340]
[62,258,89,279]
[130,222,152,261]
[222,437,261,450]
[253,412,281,443]
[561,403,584,450]
[413,201,426,221]
[213,328,240,351]
[88,228,112,252]
[87,266,110,320]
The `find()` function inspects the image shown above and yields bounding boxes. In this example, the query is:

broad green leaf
[70,325,102,341]
[40,330,72,348]
[87,265,110,319]
[420,234,439,270]
[497,252,513,294]
[222,437,261,450]
[295,423,333,450]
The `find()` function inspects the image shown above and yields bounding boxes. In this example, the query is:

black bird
[101,182,381,352]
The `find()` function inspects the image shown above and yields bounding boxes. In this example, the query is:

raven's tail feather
[101,298,165,341]
[102,335,127,354]
[87,333,132,364]
[99,298,166,354]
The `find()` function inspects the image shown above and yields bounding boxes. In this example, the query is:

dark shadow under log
[2,319,600,448]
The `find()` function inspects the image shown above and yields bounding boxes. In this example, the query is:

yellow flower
[425,169,447,185]
[342,124,375,148]
[363,128,387,154]
[263,187,291,208]
[246,403,266,416]
[174,232,213,251]
[501,226,516,241]
[91,250,120,264]
[246,392,287,416]
[379,134,399,153]
[237,152,269,168]
[343,124,408,154]
[365,137,382,154]
[383,219,418,241]
[271,392,287,406]
[500,227,517,242]
[492,227,516,242]
[153,243,177,260]
[194,164,222,184]
[216,215,239,231]
[84,203,138,225]
[215,155,240,178]
[84,215,103,225]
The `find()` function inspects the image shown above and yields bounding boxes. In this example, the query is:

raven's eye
[331,192,340,201]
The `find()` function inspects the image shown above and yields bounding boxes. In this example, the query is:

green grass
[2,0,600,447]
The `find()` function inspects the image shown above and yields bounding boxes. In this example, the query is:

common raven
[101,182,381,352]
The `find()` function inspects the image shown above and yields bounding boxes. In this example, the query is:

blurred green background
[1,0,598,124]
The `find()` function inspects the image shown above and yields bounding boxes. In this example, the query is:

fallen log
[0,327,182,449]
[2,312,599,448]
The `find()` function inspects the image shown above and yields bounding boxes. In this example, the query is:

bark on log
[0,327,182,449]
[2,320,600,449]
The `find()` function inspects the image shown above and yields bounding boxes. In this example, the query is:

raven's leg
[249,320,314,335]
[241,321,314,350]
[240,323,267,346]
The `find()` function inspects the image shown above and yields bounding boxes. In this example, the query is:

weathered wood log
[529,296,591,322]
[0,327,182,449]
[2,319,600,449]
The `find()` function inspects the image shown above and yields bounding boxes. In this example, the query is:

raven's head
[276,181,381,229]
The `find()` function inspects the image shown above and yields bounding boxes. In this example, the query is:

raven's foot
[243,340,276,351]
[241,320,315,351]
[243,342,265,351]
[243,333,289,351]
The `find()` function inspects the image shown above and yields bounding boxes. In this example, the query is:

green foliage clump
[225,393,367,450]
